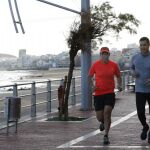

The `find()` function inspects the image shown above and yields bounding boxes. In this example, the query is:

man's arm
[88,75,95,92]
[115,63,122,91]
[130,70,140,78]
[130,56,140,78]
[117,76,122,91]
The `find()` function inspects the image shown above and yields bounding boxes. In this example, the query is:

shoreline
[0,68,81,93]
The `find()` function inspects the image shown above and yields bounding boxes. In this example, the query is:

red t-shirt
[89,60,121,95]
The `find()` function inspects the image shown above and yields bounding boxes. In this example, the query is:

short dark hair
[139,37,150,44]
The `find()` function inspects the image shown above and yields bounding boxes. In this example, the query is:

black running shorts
[94,93,115,111]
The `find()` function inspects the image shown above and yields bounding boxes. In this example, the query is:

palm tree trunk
[64,59,75,120]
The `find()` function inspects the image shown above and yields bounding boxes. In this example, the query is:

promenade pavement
[0,91,150,150]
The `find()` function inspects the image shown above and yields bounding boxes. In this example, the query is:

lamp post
[80,0,92,110]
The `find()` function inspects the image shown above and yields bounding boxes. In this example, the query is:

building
[19,49,26,58]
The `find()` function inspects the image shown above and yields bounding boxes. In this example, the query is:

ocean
[0,70,32,86]
[0,68,81,92]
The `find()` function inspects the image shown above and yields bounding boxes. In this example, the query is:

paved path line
[57,105,149,149]
[69,145,150,149]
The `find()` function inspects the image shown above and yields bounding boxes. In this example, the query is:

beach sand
[24,68,81,81]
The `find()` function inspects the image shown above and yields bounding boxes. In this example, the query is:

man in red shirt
[88,47,122,145]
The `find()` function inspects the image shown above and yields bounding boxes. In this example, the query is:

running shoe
[141,124,149,140]
[103,135,110,145]
[148,131,150,144]
[99,123,104,131]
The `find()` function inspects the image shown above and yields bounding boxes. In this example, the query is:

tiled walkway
[0,92,150,150]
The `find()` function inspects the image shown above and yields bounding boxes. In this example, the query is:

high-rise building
[19,49,26,58]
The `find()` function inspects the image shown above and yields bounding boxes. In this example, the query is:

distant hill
[0,53,17,58]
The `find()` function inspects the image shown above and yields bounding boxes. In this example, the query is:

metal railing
[0,76,81,127]
[121,70,135,90]
[0,70,134,128]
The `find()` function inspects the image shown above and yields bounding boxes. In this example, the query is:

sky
[0,0,150,57]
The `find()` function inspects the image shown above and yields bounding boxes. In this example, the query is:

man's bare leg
[104,105,113,135]
[103,105,113,144]
[96,110,104,131]
[96,110,104,122]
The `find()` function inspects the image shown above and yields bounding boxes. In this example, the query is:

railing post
[127,71,130,84]
[31,82,36,117]
[122,72,126,91]
[71,77,76,105]
[47,80,51,112]
[13,83,18,97]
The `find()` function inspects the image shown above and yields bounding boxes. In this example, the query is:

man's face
[139,40,150,54]
[100,52,110,61]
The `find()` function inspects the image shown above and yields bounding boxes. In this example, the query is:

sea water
[0,68,76,93]
[0,70,51,92]
[0,70,32,86]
